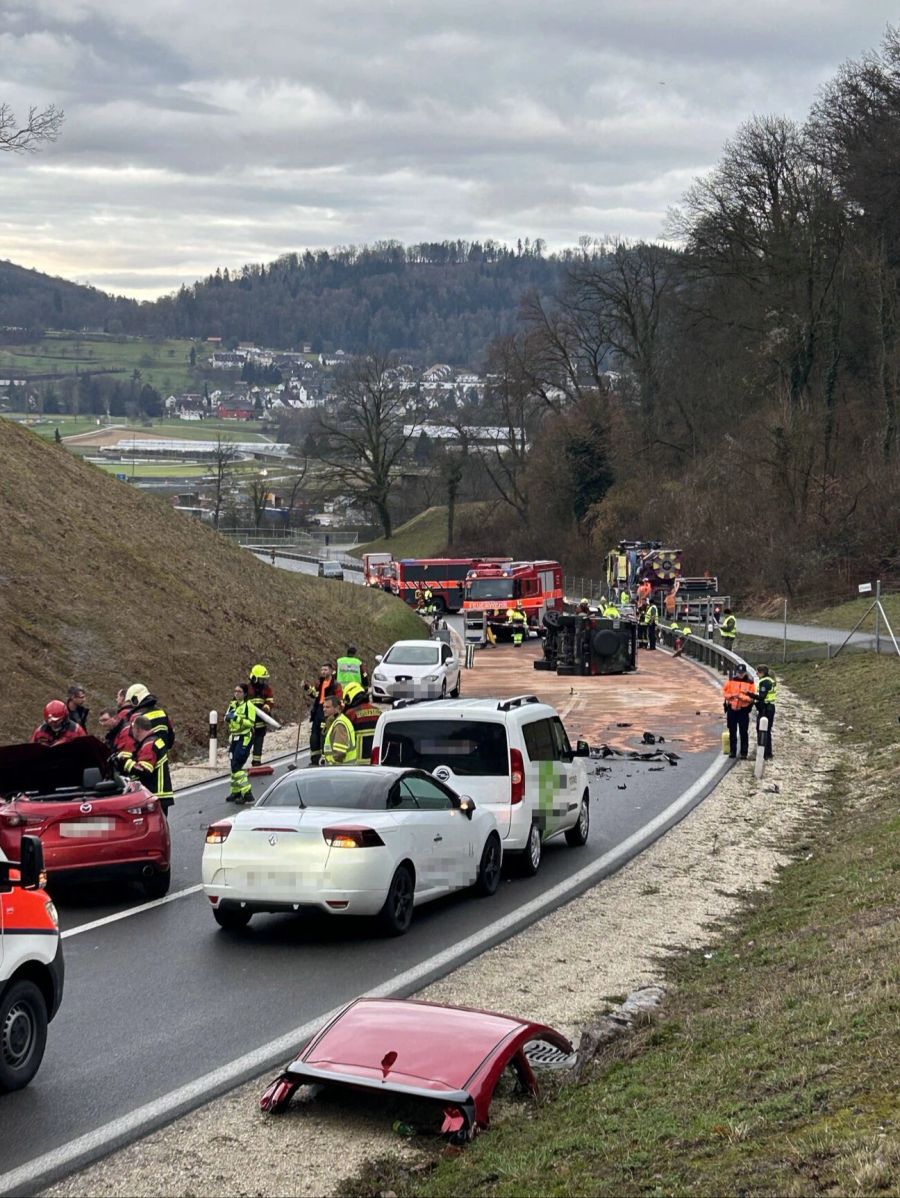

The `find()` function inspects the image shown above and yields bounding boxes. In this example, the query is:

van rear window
[380,720,508,776]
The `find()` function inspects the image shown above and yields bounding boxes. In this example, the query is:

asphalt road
[1,739,721,1187]
[739,616,896,653]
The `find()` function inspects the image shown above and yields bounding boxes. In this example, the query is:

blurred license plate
[60,819,115,837]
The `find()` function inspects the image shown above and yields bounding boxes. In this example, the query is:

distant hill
[0,240,569,363]
[0,418,422,752]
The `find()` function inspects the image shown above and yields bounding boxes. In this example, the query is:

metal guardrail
[658,625,757,682]
[247,545,364,571]
[218,527,363,549]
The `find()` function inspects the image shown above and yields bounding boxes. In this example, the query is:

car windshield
[321,563,340,573]
[383,645,440,666]
[468,578,515,601]
[380,720,508,776]
[260,772,388,809]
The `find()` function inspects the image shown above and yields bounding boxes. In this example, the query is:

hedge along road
[0,654,728,1195]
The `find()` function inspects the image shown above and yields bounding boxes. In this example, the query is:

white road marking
[1,750,730,1198]
[60,885,204,940]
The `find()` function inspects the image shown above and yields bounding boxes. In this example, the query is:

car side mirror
[19,834,45,889]
[458,797,475,820]
[374,654,383,663]
[574,740,590,757]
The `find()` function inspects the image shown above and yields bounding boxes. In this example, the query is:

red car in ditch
[260,997,574,1141]
[0,736,171,899]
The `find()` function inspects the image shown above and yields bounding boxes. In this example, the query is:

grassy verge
[800,591,900,636]
[358,503,490,558]
[350,654,900,1198]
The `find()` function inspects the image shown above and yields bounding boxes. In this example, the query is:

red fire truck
[463,560,564,635]
[391,557,510,613]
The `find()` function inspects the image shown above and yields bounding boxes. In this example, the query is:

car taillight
[322,827,385,848]
[0,811,25,828]
[510,748,524,805]
[127,801,157,815]
[370,745,380,765]
[206,822,232,844]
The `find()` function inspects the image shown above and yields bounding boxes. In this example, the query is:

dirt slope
[0,421,422,752]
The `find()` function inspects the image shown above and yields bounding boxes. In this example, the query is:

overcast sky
[0,1,896,299]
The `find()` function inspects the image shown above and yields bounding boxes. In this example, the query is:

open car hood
[260,998,573,1139]
[0,736,112,797]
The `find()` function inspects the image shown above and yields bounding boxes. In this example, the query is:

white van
[370,695,592,875]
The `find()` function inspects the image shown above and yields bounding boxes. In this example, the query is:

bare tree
[283,456,310,526]
[209,435,239,529]
[0,103,64,154]
[246,475,269,530]
[477,337,543,524]
[309,354,422,538]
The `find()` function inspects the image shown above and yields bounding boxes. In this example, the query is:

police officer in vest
[720,608,737,650]
[755,665,778,759]
[642,601,659,650]
[321,693,357,766]
[336,645,369,691]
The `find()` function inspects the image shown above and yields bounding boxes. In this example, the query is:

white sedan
[371,639,461,702]
[202,766,502,936]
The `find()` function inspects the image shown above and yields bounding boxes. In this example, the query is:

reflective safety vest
[602,604,620,618]
[323,713,358,765]
[757,675,778,706]
[723,678,756,710]
[619,590,631,604]
[344,701,382,765]
[642,604,658,625]
[225,699,258,745]
[336,656,363,688]
[122,735,173,801]
[506,608,527,624]
[721,615,737,641]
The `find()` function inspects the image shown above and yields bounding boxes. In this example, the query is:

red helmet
[44,700,67,723]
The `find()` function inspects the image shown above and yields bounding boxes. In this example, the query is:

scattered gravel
[45,686,838,1198]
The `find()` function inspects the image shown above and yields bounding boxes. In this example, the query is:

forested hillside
[0,241,564,363]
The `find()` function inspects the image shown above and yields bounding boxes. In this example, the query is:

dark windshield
[468,578,515,601]
[379,720,508,776]
[384,645,440,666]
[260,772,388,809]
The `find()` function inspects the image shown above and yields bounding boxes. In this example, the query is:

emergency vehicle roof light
[497,695,540,712]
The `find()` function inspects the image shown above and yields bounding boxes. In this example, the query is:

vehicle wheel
[377,865,415,936]
[519,822,542,877]
[213,905,252,931]
[474,833,502,896]
[565,794,590,847]
[0,980,48,1092]
[450,672,461,698]
[143,869,171,900]
[440,680,447,699]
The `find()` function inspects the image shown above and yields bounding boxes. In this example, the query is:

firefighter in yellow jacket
[225,684,259,802]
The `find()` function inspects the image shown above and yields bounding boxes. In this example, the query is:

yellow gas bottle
[721,728,731,755]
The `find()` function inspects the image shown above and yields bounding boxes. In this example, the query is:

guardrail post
[209,710,218,768]
[754,717,768,780]
[465,643,476,669]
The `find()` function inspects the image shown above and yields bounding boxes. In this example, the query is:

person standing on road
[755,665,778,760]
[671,622,692,658]
[642,601,659,650]
[304,663,342,765]
[31,700,86,746]
[66,684,89,729]
[506,603,528,646]
[224,684,258,803]
[247,663,274,768]
[116,716,173,816]
[321,694,356,766]
[720,608,737,650]
[722,662,756,758]
[336,645,369,690]
[341,682,382,765]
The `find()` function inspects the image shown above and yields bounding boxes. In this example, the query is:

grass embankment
[358,503,492,558]
[803,591,900,637]
[0,420,422,753]
[355,653,899,1198]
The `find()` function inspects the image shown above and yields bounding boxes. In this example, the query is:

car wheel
[519,822,542,876]
[474,833,502,896]
[142,868,171,900]
[450,671,461,698]
[565,794,590,847]
[0,979,48,1092]
[377,865,415,936]
[440,680,447,699]
[213,905,252,931]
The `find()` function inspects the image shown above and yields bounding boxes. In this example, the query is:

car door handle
[433,834,443,842]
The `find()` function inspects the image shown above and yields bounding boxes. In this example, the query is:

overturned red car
[0,737,171,899]
[260,997,574,1141]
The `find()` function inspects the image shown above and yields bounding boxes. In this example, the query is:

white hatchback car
[371,695,592,876]
[371,639,461,703]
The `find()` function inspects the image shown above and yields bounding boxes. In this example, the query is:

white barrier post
[465,643,476,669]
[754,716,768,780]
[209,710,218,768]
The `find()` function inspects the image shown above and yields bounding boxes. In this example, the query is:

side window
[388,783,419,810]
[441,645,453,662]
[522,719,555,762]
[550,718,573,761]
[401,776,454,810]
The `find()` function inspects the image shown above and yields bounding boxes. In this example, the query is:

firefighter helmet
[43,700,67,724]
[250,664,269,680]
[125,683,149,705]
[342,682,364,705]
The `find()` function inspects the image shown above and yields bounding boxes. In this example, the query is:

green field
[358,502,491,558]
[0,333,214,393]
[4,415,273,444]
